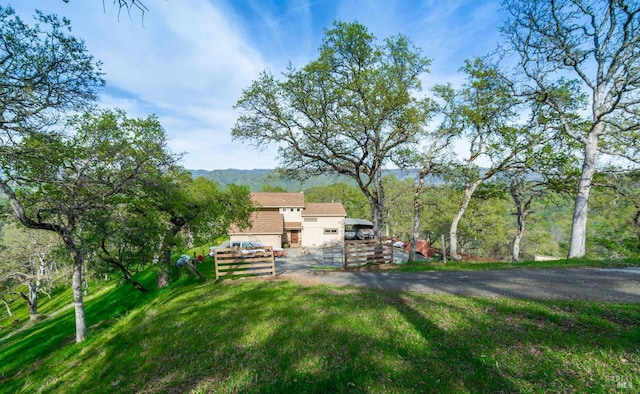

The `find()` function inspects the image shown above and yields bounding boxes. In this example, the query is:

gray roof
[345,218,373,227]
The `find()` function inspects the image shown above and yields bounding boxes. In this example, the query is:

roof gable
[230,211,284,234]
[251,192,305,208]
[302,203,347,217]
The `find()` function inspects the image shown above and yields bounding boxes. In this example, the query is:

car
[208,240,231,257]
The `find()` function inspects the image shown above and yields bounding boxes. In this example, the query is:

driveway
[275,248,640,302]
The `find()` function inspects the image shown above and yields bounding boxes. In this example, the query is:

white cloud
[10,0,506,170]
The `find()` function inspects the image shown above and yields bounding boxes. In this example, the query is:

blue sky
[10,1,504,170]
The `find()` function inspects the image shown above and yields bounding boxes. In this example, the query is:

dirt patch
[343,263,398,272]
[273,273,326,287]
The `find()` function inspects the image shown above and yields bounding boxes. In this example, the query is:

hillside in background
[190,168,440,191]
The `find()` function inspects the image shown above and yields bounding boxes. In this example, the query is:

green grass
[1,263,639,393]
[391,257,640,272]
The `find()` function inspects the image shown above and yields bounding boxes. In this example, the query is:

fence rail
[214,247,276,278]
[344,238,393,268]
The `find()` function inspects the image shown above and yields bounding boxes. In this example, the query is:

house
[229,192,347,249]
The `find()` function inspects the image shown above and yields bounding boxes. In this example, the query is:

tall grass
[1,266,638,393]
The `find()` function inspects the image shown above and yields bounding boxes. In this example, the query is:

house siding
[301,216,345,247]
[232,193,347,249]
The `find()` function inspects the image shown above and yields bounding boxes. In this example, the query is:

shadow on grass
[0,269,159,383]
[3,278,639,392]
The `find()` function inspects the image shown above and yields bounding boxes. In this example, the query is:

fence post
[343,242,348,269]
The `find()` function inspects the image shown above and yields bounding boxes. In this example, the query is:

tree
[152,170,254,289]
[502,0,640,258]
[305,182,370,219]
[0,223,60,320]
[590,169,640,257]
[233,21,436,238]
[0,6,103,135]
[381,174,415,238]
[63,0,150,20]
[0,7,103,342]
[407,84,458,262]
[84,190,165,292]
[442,58,531,260]
[506,141,579,262]
[0,109,175,342]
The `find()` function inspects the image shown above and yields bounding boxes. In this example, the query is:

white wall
[279,207,303,223]
[301,217,345,247]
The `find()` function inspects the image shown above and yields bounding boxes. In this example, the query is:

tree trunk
[510,183,525,263]
[449,181,481,260]
[371,200,384,239]
[157,248,171,289]
[19,287,38,321]
[512,217,525,263]
[129,280,148,292]
[65,239,87,343]
[28,283,38,321]
[634,207,640,251]
[71,257,87,342]
[158,221,184,289]
[568,133,599,258]
[409,171,427,262]
[1,297,12,317]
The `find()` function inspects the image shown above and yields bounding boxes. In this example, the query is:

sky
[10,0,505,170]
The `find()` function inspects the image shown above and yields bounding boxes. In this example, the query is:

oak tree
[233,21,435,238]
[502,0,640,258]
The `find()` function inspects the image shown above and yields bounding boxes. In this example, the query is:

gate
[343,238,393,268]
[214,246,276,278]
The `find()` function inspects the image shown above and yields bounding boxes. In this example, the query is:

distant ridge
[189,169,441,191]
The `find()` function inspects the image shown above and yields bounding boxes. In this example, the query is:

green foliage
[0,5,104,137]
[588,175,640,258]
[233,20,436,236]
[304,182,370,219]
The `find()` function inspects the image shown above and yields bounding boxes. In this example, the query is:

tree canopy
[233,21,436,237]
[501,0,640,258]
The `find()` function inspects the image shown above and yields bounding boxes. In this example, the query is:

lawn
[391,256,640,272]
[1,264,638,393]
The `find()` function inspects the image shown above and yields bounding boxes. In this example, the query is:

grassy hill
[2,258,639,393]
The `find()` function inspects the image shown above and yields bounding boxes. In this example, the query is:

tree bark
[1,297,12,317]
[366,173,385,239]
[449,181,481,260]
[67,241,87,342]
[19,287,38,321]
[157,248,171,289]
[512,219,524,263]
[568,133,599,258]
[634,208,640,251]
[371,199,384,240]
[409,169,428,262]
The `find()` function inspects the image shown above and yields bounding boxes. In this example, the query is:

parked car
[208,240,230,257]
[344,218,375,240]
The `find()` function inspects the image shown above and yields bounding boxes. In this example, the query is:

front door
[290,230,299,245]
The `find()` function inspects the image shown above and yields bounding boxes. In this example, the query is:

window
[290,208,294,212]
[324,228,338,234]
[304,217,317,222]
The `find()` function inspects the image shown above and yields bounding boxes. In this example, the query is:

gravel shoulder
[274,249,640,302]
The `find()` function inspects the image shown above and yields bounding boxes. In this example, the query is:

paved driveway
[275,249,640,302]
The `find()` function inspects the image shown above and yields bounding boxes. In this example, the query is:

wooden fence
[214,247,276,278]
[344,238,393,268]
